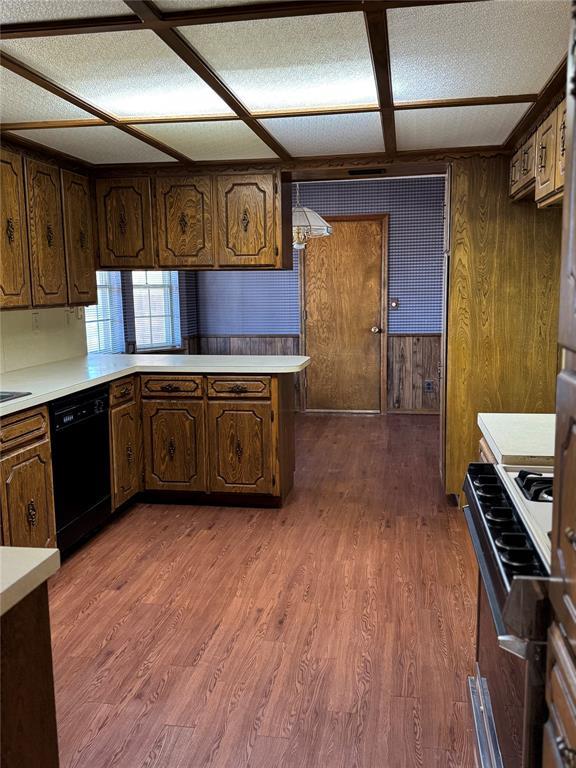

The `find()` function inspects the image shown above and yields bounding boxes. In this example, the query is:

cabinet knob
[27,499,37,527]
[160,383,181,392]
[229,384,248,394]
[178,211,189,234]
[126,443,133,464]
[46,223,54,248]
[168,437,176,459]
[241,209,250,232]
[537,142,547,172]
[79,228,87,250]
[6,217,15,245]
[235,440,243,461]
[119,207,128,235]
[119,385,131,397]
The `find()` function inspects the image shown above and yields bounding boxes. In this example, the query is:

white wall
[0,307,87,374]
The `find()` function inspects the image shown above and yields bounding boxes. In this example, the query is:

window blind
[131,270,182,350]
[84,271,125,353]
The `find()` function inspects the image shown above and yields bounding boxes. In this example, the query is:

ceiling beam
[503,57,568,149]
[394,94,538,110]
[124,0,292,161]
[364,8,396,155]
[0,53,193,163]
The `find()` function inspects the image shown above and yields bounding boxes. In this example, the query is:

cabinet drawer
[0,407,49,452]
[207,376,271,399]
[110,376,136,406]
[546,624,576,755]
[141,375,203,398]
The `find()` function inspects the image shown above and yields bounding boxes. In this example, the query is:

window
[132,271,181,350]
[84,271,125,353]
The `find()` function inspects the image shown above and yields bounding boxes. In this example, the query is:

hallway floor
[50,414,477,767]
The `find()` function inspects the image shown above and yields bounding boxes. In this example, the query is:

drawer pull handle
[555,736,576,766]
[178,211,189,234]
[168,437,176,459]
[538,142,546,172]
[119,207,128,235]
[119,385,131,397]
[241,209,250,232]
[79,228,87,250]
[126,443,133,464]
[27,499,37,527]
[6,217,15,244]
[521,148,530,175]
[235,440,243,461]
[46,223,54,247]
[229,384,248,394]
[565,527,576,550]
[160,383,181,392]
[560,118,566,158]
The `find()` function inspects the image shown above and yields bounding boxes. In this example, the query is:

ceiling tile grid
[178,12,379,113]
[0,67,95,122]
[0,0,130,25]
[260,112,385,157]
[395,103,533,151]
[0,30,235,118]
[7,125,178,164]
[137,119,278,160]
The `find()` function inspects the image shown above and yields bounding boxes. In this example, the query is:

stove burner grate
[514,470,553,502]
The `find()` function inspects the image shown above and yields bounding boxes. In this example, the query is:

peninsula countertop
[477,412,555,466]
[0,354,311,417]
[0,547,60,616]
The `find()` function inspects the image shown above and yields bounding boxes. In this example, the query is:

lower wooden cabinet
[110,399,142,510]
[142,400,206,491]
[0,438,56,547]
[207,401,274,494]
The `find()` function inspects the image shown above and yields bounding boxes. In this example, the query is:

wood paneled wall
[197,335,299,356]
[387,334,441,413]
[445,156,562,496]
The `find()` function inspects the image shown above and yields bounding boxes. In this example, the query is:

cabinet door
[0,440,56,548]
[519,133,536,191]
[216,174,277,267]
[96,178,155,268]
[208,401,274,494]
[555,99,567,192]
[550,370,576,648]
[536,109,558,202]
[0,148,31,309]
[25,159,67,306]
[142,400,205,491]
[61,170,97,305]
[509,148,521,196]
[156,176,213,267]
[110,400,142,510]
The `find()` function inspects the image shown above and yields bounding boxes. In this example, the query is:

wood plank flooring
[50,414,477,768]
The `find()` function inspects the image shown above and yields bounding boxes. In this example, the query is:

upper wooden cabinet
[0,148,31,309]
[509,132,536,199]
[215,174,278,267]
[535,108,558,203]
[61,170,97,305]
[25,159,67,306]
[96,177,155,268]
[555,98,567,192]
[156,176,214,268]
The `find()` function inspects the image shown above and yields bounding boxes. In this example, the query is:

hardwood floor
[49,414,477,768]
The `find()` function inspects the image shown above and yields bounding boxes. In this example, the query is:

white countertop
[0,354,310,416]
[0,547,60,616]
[478,412,555,466]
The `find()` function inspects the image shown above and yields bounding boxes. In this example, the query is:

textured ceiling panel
[8,126,177,163]
[0,31,234,118]
[388,0,570,102]
[0,0,129,24]
[0,68,95,122]
[179,12,378,112]
[137,120,278,160]
[260,112,385,157]
[395,104,532,151]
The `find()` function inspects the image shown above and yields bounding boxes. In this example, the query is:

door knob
[371,326,382,334]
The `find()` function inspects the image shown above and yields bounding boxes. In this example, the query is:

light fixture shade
[292,204,332,249]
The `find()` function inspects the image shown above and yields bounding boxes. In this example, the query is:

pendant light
[292,183,332,250]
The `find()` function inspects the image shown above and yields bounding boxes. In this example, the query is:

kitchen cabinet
[0,148,31,309]
[142,400,206,491]
[207,401,274,494]
[156,176,214,268]
[535,108,558,203]
[96,177,155,268]
[509,132,536,199]
[509,147,522,196]
[215,174,280,268]
[25,158,67,306]
[61,170,97,305]
[0,406,56,548]
[555,98,568,193]
[109,379,142,510]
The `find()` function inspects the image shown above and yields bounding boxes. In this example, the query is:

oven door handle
[463,506,528,660]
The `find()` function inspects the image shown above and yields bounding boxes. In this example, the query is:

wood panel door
[25,159,67,306]
[96,178,155,268]
[110,400,142,510]
[555,98,567,192]
[216,174,277,267]
[156,176,213,267]
[142,400,205,491]
[304,217,387,412]
[61,170,97,305]
[208,401,273,494]
[0,148,31,309]
[0,440,56,548]
[536,109,558,202]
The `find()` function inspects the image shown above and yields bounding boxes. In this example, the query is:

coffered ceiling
[0,0,571,167]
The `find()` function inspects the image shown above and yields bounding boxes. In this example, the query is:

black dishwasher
[49,386,111,554]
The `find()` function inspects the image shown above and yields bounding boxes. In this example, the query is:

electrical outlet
[31,311,40,333]
[424,380,434,393]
